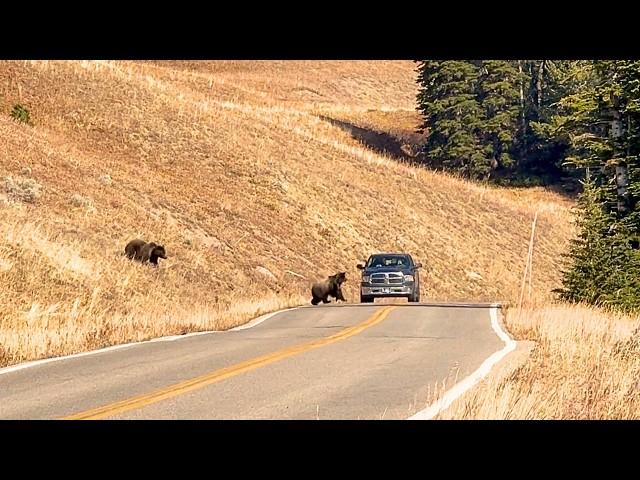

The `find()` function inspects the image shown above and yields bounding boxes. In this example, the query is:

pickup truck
[357,253,422,303]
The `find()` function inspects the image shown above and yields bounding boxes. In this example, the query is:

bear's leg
[311,296,320,305]
[322,297,331,304]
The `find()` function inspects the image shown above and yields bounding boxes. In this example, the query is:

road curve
[0,303,505,420]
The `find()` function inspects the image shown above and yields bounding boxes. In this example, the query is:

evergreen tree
[557,174,615,305]
[521,60,589,179]
[557,173,640,312]
[416,58,640,311]
[558,61,640,221]
[476,60,523,174]
[556,61,640,312]
[416,59,582,182]
[416,61,490,178]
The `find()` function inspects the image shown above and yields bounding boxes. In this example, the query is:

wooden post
[519,211,539,310]
[528,222,535,303]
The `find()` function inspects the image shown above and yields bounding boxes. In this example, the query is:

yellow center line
[63,305,396,420]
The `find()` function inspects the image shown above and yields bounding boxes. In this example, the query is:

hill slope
[0,60,574,366]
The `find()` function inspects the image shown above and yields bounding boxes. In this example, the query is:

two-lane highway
[0,304,506,419]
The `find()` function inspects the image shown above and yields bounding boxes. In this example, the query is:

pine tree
[415,59,640,311]
[522,60,589,179]
[556,61,640,312]
[557,174,615,305]
[476,60,523,174]
[416,61,490,179]
[559,61,640,221]
[416,60,582,182]
[557,173,640,311]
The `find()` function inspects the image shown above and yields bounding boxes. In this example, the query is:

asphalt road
[0,303,505,420]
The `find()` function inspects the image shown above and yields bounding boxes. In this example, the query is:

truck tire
[360,295,374,303]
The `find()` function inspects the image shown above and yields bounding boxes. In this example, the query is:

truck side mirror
[415,263,423,269]
[356,263,365,270]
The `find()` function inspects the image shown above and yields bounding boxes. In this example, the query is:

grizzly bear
[311,271,346,305]
[124,238,167,266]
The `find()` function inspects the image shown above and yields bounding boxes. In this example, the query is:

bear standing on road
[311,272,347,305]
[124,238,168,267]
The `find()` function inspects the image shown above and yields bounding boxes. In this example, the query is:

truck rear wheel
[360,295,374,303]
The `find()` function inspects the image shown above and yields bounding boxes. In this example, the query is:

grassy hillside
[0,60,574,367]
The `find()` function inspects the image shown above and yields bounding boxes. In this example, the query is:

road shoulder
[434,339,536,419]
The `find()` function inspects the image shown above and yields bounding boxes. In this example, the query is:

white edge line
[407,304,516,420]
[0,306,301,377]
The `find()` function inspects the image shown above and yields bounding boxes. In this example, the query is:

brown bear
[311,271,346,305]
[124,238,167,266]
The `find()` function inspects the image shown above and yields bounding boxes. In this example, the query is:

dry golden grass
[437,303,640,419]
[0,60,575,367]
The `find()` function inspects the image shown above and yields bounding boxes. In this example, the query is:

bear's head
[153,244,167,259]
[332,271,346,285]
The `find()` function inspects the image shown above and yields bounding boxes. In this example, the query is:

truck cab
[357,253,422,303]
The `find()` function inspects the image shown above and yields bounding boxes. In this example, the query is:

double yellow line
[64,306,396,420]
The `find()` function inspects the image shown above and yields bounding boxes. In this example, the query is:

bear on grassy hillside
[124,238,167,266]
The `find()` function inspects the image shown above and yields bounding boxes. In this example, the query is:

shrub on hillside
[4,176,42,203]
[10,104,31,125]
